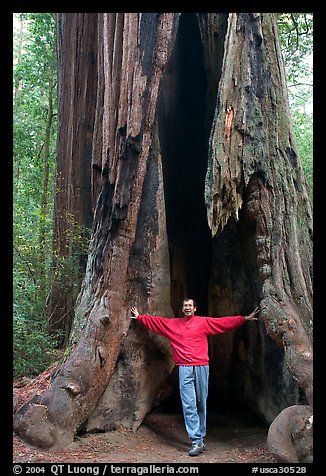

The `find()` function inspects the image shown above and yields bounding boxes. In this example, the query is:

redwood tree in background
[14,13,313,463]
[47,14,98,343]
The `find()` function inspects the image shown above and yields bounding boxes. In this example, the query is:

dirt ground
[13,365,277,464]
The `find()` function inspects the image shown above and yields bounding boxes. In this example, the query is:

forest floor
[13,364,277,465]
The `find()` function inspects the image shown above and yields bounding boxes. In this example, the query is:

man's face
[182,300,196,317]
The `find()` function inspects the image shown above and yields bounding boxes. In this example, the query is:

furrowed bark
[14,14,312,462]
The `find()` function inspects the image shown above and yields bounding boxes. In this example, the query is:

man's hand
[130,306,139,319]
[245,306,260,321]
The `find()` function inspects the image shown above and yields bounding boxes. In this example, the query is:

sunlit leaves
[277,13,313,192]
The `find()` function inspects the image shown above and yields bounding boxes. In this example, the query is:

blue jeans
[179,365,209,445]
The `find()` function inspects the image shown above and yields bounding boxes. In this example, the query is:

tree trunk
[47,14,98,343]
[14,13,313,462]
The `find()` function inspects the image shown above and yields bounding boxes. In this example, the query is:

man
[130,298,259,456]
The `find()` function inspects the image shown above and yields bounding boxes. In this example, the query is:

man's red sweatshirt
[137,314,245,366]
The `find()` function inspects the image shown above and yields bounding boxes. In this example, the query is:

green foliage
[291,109,313,188]
[13,288,59,377]
[277,13,313,193]
[13,13,58,376]
[13,244,63,376]
[277,14,313,82]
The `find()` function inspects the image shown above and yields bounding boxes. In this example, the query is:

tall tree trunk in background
[14,13,312,462]
[47,14,98,343]
[39,62,54,278]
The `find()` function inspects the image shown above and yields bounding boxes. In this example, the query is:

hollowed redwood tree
[14,13,313,462]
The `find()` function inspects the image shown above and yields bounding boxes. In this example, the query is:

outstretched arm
[130,306,139,319]
[245,306,260,321]
[129,308,171,338]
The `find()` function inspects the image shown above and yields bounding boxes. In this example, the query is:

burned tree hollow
[158,13,218,316]
[157,13,247,410]
[157,13,306,420]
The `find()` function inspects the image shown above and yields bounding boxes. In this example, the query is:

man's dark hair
[182,297,197,307]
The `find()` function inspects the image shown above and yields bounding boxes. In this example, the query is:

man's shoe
[188,442,205,456]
